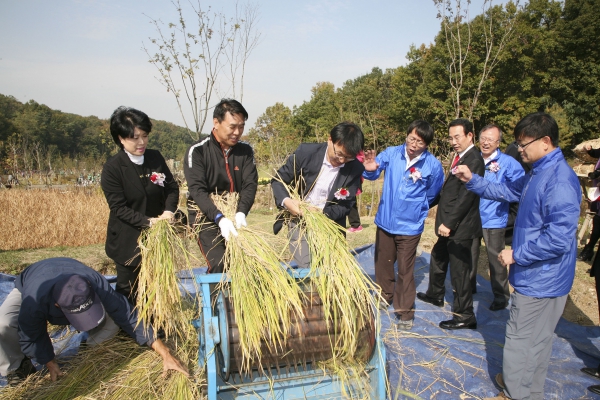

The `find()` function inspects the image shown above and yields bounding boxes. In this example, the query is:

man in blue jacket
[363,120,444,330]
[470,124,524,311]
[454,113,581,400]
[0,258,188,386]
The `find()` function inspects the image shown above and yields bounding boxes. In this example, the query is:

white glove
[235,212,247,229]
[218,217,238,241]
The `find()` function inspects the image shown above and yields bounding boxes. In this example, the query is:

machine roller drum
[216,288,376,379]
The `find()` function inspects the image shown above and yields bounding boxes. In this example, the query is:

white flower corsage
[334,187,350,200]
[150,172,166,187]
[409,167,422,183]
[487,161,500,173]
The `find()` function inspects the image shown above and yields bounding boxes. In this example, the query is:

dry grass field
[0,186,598,327]
[0,187,108,250]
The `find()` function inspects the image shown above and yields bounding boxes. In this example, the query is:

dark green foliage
[247,0,599,164]
[0,94,194,174]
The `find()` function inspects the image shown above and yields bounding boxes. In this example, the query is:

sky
[0,0,499,132]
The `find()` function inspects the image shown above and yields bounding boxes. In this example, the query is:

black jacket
[101,149,179,265]
[15,258,153,366]
[184,132,258,223]
[435,145,485,241]
[271,143,364,234]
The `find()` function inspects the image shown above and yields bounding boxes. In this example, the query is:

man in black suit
[417,118,485,330]
[271,122,364,268]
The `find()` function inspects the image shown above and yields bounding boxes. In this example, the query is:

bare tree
[434,0,519,121]
[226,2,261,102]
[144,0,261,141]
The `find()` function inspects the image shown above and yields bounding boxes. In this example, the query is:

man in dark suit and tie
[417,118,485,330]
[271,122,365,268]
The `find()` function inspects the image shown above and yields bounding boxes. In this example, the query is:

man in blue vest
[363,120,444,330]
[470,124,524,311]
[455,113,580,400]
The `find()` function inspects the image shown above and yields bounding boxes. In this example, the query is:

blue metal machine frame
[193,269,387,399]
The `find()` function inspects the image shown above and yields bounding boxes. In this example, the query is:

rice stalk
[211,192,305,375]
[272,174,384,394]
[3,302,203,400]
[136,219,197,339]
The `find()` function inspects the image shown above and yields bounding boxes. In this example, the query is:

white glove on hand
[218,217,238,241]
[235,212,247,229]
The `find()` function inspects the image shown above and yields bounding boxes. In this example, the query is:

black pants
[347,202,361,228]
[115,261,140,305]
[584,214,600,252]
[426,236,474,321]
[197,222,226,273]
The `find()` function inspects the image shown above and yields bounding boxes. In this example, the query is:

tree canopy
[0,95,195,174]
[248,0,599,164]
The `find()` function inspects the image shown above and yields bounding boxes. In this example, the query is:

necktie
[451,154,460,168]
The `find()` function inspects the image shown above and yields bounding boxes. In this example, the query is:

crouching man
[0,257,188,386]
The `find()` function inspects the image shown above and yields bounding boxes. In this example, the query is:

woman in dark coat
[101,106,179,303]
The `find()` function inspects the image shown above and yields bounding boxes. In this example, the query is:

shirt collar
[482,150,498,164]
[457,143,475,158]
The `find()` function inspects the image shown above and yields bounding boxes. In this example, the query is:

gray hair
[479,124,503,142]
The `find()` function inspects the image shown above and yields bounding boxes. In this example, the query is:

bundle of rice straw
[273,176,383,373]
[136,219,197,340]
[3,303,202,400]
[211,192,305,375]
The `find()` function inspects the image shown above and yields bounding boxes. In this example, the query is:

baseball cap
[52,275,106,332]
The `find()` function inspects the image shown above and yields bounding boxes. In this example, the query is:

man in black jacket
[0,258,187,386]
[184,99,258,273]
[271,122,364,268]
[417,118,485,330]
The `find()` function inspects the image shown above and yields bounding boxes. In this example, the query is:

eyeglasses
[332,143,355,162]
[479,138,499,144]
[406,136,425,146]
[517,136,545,150]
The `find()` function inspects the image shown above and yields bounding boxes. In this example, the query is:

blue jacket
[15,258,154,365]
[466,148,580,297]
[363,144,444,235]
[479,151,525,229]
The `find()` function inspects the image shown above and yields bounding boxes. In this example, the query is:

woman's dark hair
[406,120,434,145]
[109,106,152,148]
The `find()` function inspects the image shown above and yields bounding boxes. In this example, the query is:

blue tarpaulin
[2,244,600,399]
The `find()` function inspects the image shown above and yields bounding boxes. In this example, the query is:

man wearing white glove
[218,217,239,241]
[235,212,247,229]
[184,99,258,273]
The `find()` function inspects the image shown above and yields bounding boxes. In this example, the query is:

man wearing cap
[0,257,188,386]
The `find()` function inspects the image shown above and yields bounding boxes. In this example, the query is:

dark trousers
[348,202,361,228]
[115,261,140,305]
[583,214,600,252]
[505,202,519,246]
[426,236,474,321]
[374,228,421,321]
[198,222,226,273]
[471,228,510,304]
[470,237,482,292]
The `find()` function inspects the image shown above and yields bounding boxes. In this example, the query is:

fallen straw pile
[2,303,202,400]
[211,192,305,375]
[135,219,197,339]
